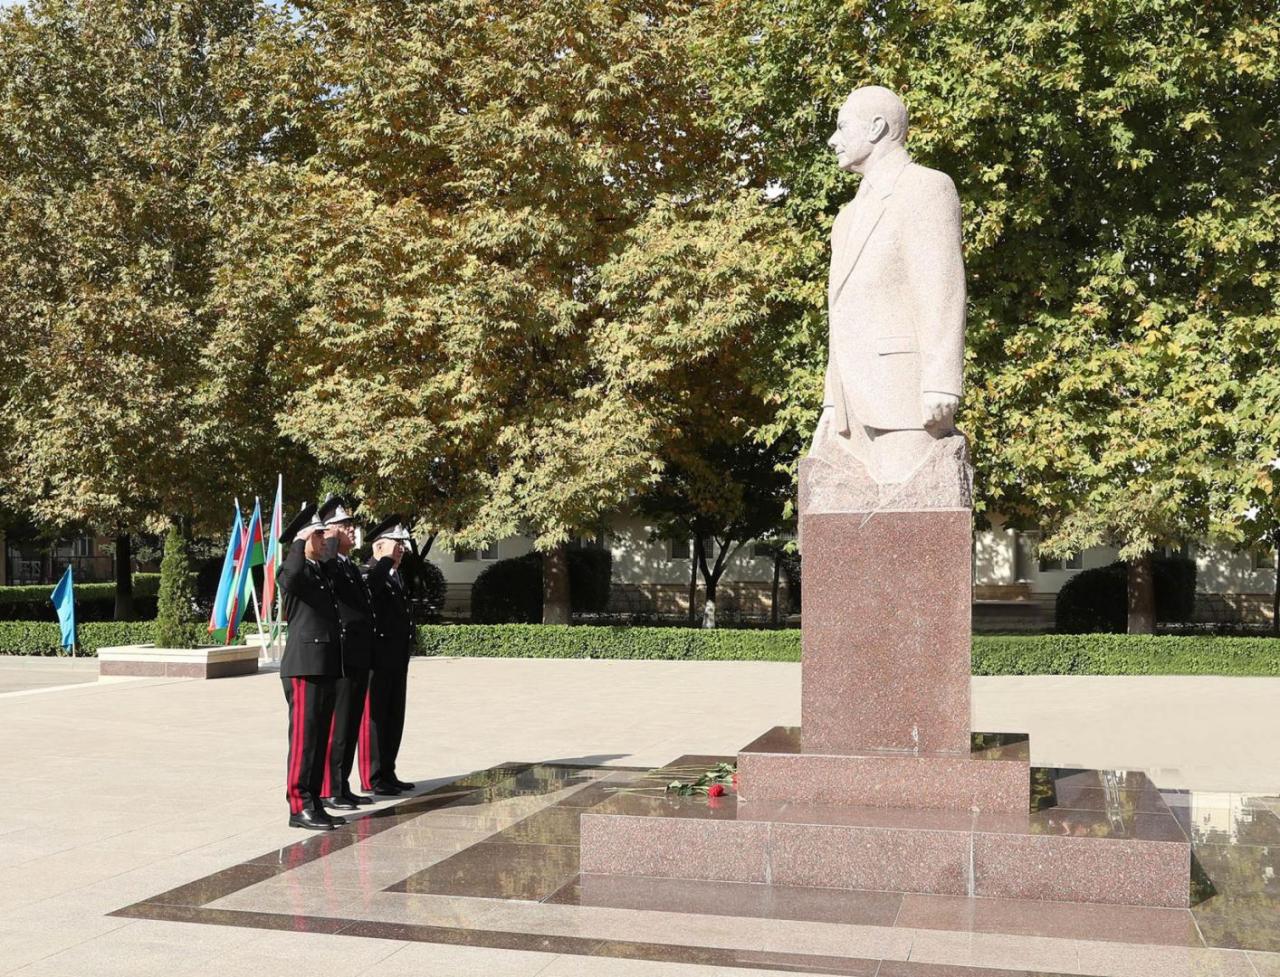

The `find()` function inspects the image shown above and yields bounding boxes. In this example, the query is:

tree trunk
[770,551,782,628]
[696,537,735,630]
[114,533,135,621]
[1126,554,1156,635]
[702,574,717,629]
[541,543,572,625]
[687,537,701,626]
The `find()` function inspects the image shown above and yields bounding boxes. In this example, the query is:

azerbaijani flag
[263,475,284,630]
[226,498,265,643]
[207,500,244,634]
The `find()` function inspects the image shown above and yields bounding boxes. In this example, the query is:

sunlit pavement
[0,655,1277,975]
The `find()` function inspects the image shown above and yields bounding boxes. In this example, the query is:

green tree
[0,0,309,618]
[696,0,1280,632]
[154,524,197,648]
[214,0,793,623]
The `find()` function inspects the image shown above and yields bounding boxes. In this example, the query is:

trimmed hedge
[3,622,1277,676]
[417,623,796,661]
[971,633,1280,676]
[0,621,160,656]
[0,574,161,622]
[413,625,1280,676]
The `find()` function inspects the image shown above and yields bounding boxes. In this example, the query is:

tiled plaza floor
[0,657,1278,975]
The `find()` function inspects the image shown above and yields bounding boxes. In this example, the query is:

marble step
[737,727,1030,813]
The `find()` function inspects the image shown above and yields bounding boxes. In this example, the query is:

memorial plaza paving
[0,656,1277,976]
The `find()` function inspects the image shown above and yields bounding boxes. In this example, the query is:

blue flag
[51,566,75,652]
[208,500,244,634]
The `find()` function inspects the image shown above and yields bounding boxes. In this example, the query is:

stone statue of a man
[808,85,967,489]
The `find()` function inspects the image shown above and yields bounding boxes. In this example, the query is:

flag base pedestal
[98,643,258,679]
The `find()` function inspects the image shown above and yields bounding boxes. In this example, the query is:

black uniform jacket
[324,554,375,673]
[364,557,414,670]
[279,540,342,678]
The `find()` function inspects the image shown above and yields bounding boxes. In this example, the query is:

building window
[70,537,94,558]
[479,542,499,560]
[1039,552,1083,572]
[570,531,606,551]
[667,538,691,561]
[1014,532,1036,582]
[453,548,475,563]
[1254,549,1277,571]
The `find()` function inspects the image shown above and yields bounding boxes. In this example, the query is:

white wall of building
[432,515,780,588]
[425,514,1274,611]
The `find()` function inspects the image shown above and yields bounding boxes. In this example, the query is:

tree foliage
[211,0,794,556]
[0,0,311,538]
[696,0,1280,559]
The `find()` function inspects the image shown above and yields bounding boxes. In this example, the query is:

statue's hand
[922,392,959,435]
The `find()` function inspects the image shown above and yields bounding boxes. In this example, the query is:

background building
[432,518,1277,630]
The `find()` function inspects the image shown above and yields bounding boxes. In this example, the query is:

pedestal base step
[738,727,1030,813]
[579,768,1190,909]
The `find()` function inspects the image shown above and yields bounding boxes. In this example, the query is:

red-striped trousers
[283,675,337,815]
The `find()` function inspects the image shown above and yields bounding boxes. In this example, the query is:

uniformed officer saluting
[278,503,345,831]
[358,516,416,796]
[317,496,376,811]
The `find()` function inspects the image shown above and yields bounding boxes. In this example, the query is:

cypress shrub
[1055,556,1197,633]
[399,552,447,624]
[154,526,197,648]
[471,549,614,623]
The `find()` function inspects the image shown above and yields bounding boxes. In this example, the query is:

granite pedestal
[578,457,1191,908]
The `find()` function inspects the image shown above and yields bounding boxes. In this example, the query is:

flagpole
[249,574,269,653]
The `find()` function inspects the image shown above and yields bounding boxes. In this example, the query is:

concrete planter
[98,642,258,679]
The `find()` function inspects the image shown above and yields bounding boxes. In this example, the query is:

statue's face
[828,100,877,173]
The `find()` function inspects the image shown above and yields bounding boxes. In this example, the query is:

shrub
[0,574,160,622]
[4,621,1276,676]
[400,553,446,624]
[471,549,614,623]
[569,547,612,614]
[417,623,800,660]
[471,554,542,623]
[1055,556,1197,633]
[155,526,198,648]
[411,625,1280,676]
[0,621,158,656]
[970,632,1280,676]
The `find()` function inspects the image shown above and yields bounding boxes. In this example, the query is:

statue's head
[828,85,908,174]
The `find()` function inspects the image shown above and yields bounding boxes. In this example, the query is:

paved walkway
[0,656,99,695]
[0,657,1276,975]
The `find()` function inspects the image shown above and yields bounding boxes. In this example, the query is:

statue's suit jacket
[824,156,965,433]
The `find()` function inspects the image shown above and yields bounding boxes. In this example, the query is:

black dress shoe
[391,778,415,791]
[321,795,358,811]
[289,809,338,831]
[345,791,374,806]
[322,810,347,826]
[371,781,402,796]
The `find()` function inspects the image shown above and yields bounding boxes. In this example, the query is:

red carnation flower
[707,783,725,798]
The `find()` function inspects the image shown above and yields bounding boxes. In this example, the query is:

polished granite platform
[583,730,1193,909]
[112,759,1280,975]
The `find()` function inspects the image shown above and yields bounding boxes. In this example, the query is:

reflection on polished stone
[489,806,585,846]
[1191,842,1280,949]
[390,841,580,900]
[112,760,1280,959]
[551,873,904,927]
